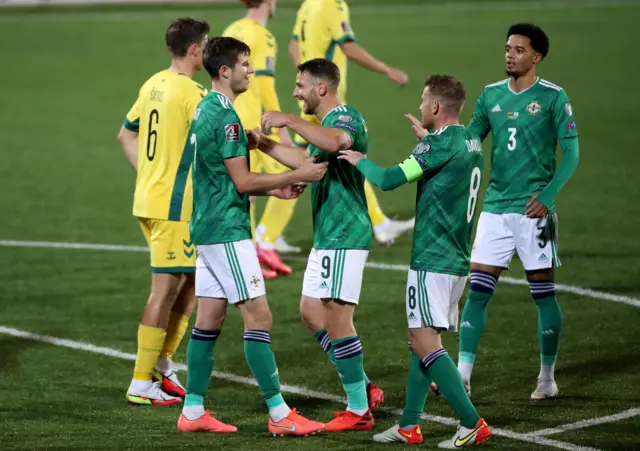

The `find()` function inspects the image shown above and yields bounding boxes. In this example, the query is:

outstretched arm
[339,150,423,191]
[340,41,408,87]
[262,112,351,153]
[254,131,308,169]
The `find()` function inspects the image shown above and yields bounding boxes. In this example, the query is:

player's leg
[366,181,415,246]
[517,213,562,400]
[153,221,197,397]
[177,244,236,433]
[408,272,490,448]
[300,250,383,410]
[456,213,514,390]
[218,240,324,436]
[127,219,191,405]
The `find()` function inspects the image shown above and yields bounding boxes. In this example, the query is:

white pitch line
[0,325,602,451]
[527,408,640,437]
[2,239,640,308]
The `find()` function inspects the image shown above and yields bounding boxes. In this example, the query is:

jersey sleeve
[404,135,450,179]
[254,33,277,77]
[332,114,363,148]
[292,11,302,41]
[328,0,356,44]
[552,90,578,140]
[218,110,248,159]
[123,93,142,132]
[467,90,491,141]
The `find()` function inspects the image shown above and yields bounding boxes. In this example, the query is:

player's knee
[300,298,324,331]
[468,270,498,301]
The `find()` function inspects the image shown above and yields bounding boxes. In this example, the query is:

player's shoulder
[331,105,364,128]
[538,78,570,100]
[482,78,509,93]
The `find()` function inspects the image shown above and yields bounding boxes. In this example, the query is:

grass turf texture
[1,1,639,450]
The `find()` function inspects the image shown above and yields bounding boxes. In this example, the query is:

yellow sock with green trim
[133,325,166,381]
[160,311,189,360]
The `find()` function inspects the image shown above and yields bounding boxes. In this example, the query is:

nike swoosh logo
[398,431,413,439]
[454,425,481,447]
[274,424,296,432]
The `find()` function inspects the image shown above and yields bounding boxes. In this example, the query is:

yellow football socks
[160,311,190,361]
[364,180,386,227]
[133,325,166,381]
[259,197,298,246]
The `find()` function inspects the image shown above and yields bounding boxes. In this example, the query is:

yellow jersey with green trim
[223,18,277,130]
[123,70,206,222]
[292,0,355,101]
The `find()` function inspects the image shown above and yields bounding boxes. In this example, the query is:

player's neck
[211,81,236,103]
[316,96,343,122]
[509,71,537,93]
[168,58,196,79]
[432,116,461,132]
[245,7,269,26]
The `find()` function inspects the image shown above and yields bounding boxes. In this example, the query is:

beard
[301,95,319,115]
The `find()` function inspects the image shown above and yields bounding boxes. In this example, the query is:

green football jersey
[468,78,578,214]
[189,91,251,245]
[409,125,484,276]
[309,104,372,250]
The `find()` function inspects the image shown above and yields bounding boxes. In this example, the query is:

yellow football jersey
[124,70,206,222]
[292,0,355,101]
[223,18,277,131]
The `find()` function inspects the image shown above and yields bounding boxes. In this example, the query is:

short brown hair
[425,75,466,114]
[203,37,251,80]
[297,58,341,91]
[241,0,266,7]
[165,18,210,57]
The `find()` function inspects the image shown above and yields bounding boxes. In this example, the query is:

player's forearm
[285,115,347,153]
[537,138,580,207]
[117,127,138,170]
[340,42,389,75]
[288,40,300,67]
[237,171,299,195]
[257,137,307,169]
[355,159,408,191]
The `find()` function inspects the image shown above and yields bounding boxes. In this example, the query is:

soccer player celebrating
[117,18,210,406]
[176,37,326,436]
[339,75,491,448]
[456,23,579,400]
[222,0,297,279]
[251,0,414,254]
[260,58,379,431]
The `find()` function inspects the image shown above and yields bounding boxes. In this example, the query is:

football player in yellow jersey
[277,0,415,247]
[116,18,209,406]
[223,0,298,279]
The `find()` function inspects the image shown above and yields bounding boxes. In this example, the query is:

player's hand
[261,111,291,134]
[246,127,263,150]
[405,113,429,140]
[269,183,306,200]
[525,193,548,218]
[338,149,366,166]
[296,156,328,182]
[387,67,409,87]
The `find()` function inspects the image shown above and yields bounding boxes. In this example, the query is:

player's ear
[318,81,327,96]
[187,42,198,57]
[533,52,542,64]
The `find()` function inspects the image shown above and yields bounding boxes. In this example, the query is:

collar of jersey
[433,124,463,135]
[507,77,540,95]
[320,104,347,125]
[211,90,233,104]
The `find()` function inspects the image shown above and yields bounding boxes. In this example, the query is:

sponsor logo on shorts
[167,251,176,260]
[538,252,549,263]
[408,312,417,319]
[319,281,329,289]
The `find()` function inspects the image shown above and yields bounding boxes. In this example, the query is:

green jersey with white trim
[309,104,372,250]
[468,78,578,214]
[189,91,251,245]
[405,125,484,276]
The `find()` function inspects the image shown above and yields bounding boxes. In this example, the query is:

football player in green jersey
[178,37,326,436]
[456,24,580,401]
[258,58,381,432]
[340,75,491,448]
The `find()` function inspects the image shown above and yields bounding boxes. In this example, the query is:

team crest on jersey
[414,142,430,154]
[225,123,240,141]
[526,100,541,115]
[250,275,261,289]
[564,102,573,117]
[338,114,353,122]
